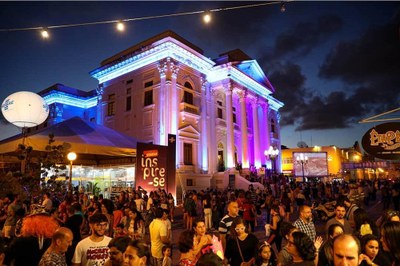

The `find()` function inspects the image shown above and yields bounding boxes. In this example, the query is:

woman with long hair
[178,230,196,266]
[353,208,379,238]
[380,221,400,266]
[225,217,259,266]
[318,223,344,266]
[267,205,282,251]
[128,209,145,240]
[101,198,114,237]
[359,234,391,266]
[286,231,316,266]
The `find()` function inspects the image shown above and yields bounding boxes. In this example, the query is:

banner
[135,134,176,195]
[362,122,400,160]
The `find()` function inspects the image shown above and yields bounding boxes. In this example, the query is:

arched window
[183,82,194,105]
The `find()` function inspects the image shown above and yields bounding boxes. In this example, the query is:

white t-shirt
[42,198,53,212]
[149,218,167,259]
[72,236,112,266]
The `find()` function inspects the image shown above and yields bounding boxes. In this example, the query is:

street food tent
[0,116,138,164]
[0,117,140,196]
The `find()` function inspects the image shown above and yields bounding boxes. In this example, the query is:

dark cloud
[270,14,342,59]
[319,23,400,84]
[268,62,308,126]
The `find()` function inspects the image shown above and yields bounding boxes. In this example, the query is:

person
[127,209,145,240]
[293,205,316,242]
[341,196,359,229]
[196,252,223,266]
[332,234,360,266]
[161,245,172,266]
[325,202,352,234]
[243,191,256,232]
[255,241,276,266]
[380,221,400,266]
[285,231,316,266]
[167,193,175,223]
[3,194,22,239]
[359,234,391,266]
[42,192,53,212]
[203,193,212,230]
[318,224,344,266]
[218,200,239,251]
[353,208,379,238]
[149,207,170,266]
[178,230,196,266]
[101,199,115,237]
[277,222,299,266]
[104,236,131,266]
[267,205,282,251]
[376,209,400,229]
[123,239,151,266]
[72,213,112,266]
[39,227,74,266]
[192,219,213,260]
[7,210,59,266]
[225,217,259,266]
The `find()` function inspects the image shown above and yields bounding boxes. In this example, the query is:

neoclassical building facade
[89,30,283,191]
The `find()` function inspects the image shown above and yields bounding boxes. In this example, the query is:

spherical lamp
[1,91,49,128]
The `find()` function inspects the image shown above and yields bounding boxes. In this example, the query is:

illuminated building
[36,31,283,193]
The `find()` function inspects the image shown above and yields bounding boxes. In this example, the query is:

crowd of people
[0,179,397,266]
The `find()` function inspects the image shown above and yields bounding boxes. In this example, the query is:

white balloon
[1,91,49,128]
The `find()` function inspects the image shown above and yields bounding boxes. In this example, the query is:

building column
[262,101,271,166]
[170,61,180,167]
[96,84,105,125]
[157,60,167,145]
[225,83,235,168]
[200,78,208,172]
[252,98,261,168]
[209,87,217,172]
[239,90,249,168]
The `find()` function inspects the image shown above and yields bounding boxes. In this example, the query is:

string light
[203,11,212,24]
[40,28,49,39]
[0,1,292,36]
[116,21,125,32]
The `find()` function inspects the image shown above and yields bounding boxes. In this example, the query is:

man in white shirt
[42,192,53,212]
[149,208,170,266]
[72,213,112,266]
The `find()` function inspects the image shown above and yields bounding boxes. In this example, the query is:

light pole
[67,152,77,192]
[264,146,279,182]
[296,153,308,182]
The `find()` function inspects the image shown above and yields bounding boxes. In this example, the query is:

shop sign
[135,134,176,194]
[362,122,400,160]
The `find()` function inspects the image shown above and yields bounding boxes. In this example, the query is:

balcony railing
[180,102,199,115]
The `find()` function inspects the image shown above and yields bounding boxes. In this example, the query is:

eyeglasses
[235,227,246,232]
[95,223,108,227]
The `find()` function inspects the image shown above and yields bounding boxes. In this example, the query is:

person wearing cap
[72,213,112,266]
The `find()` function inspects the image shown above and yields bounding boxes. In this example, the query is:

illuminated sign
[135,134,176,194]
[362,122,400,160]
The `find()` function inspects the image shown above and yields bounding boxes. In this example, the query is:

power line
[0,1,290,33]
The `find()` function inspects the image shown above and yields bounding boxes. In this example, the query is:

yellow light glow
[67,152,77,161]
[116,22,125,31]
[41,29,49,39]
[203,13,211,24]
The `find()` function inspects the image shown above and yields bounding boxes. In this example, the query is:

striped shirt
[218,214,237,236]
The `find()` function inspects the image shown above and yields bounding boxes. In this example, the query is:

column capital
[157,59,168,77]
[237,89,248,100]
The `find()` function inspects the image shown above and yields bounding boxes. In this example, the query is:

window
[144,90,153,106]
[126,79,133,84]
[107,94,116,116]
[183,143,193,165]
[184,82,193,90]
[183,91,193,105]
[232,107,237,123]
[126,88,132,111]
[144,80,153,88]
[186,179,194,186]
[217,101,223,119]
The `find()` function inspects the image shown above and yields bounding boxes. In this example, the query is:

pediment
[178,124,200,140]
[236,60,275,92]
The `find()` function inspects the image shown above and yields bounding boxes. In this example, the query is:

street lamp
[67,152,77,191]
[296,153,308,182]
[264,146,279,182]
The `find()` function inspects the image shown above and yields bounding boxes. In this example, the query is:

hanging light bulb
[40,28,49,39]
[116,21,125,32]
[280,2,286,13]
[203,11,212,24]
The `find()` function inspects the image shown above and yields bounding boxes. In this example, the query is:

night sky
[1,1,399,149]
